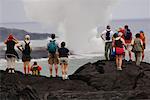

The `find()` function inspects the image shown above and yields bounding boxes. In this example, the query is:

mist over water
[23,0,118,54]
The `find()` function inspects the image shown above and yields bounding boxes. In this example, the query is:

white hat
[25,35,30,40]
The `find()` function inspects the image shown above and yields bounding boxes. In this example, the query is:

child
[31,61,42,76]
[58,42,69,80]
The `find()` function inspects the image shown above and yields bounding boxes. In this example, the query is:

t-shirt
[101,29,114,42]
[58,47,69,58]
[133,38,143,52]
[123,29,132,44]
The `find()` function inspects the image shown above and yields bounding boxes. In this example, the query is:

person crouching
[31,61,42,76]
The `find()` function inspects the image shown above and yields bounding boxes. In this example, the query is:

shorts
[22,54,31,62]
[48,53,59,65]
[126,44,132,51]
[59,57,68,65]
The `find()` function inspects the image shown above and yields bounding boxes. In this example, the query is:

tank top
[115,38,123,48]
[134,38,143,52]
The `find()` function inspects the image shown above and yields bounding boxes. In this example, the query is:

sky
[0,0,149,23]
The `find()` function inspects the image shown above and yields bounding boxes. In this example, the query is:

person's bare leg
[129,51,132,61]
[119,55,123,68]
[24,62,26,74]
[54,64,58,77]
[61,64,65,80]
[142,51,144,61]
[64,64,68,79]
[116,55,119,68]
[27,61,30,74]
[49,64,53,77]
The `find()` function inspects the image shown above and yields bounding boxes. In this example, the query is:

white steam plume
[23,0,118,54]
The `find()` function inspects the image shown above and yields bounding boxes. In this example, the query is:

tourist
[123,25,133,61]
[132,33,143,66]
[100,25,114,60]
[114,32,126,70]
[31,61,42,76]
[139,30,146,61]
[4,34,19,73]
[47,34,59,77]
[18,35,32,74]
[58,42,70,80]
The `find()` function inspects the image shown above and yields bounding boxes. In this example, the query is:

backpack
[47,40,57,53]
[124,29,132,40]
[106,30,111,40]
[23,41,31,55]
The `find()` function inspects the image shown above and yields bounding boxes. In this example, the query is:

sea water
[0,54,103,77]
[0,19,150,76]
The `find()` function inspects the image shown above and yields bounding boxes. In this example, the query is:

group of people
[101,25,146,70]
[4,25,146,78]
[4,34,33,74]
[4,33,69,80]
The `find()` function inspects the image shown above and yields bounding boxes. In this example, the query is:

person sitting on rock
[31,61,42,76]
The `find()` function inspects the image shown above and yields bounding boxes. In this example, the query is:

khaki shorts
[126,44,132,51]
[48,53,59,65]
[59,57,68,65]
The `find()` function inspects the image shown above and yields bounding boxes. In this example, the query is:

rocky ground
[0,60,150,100]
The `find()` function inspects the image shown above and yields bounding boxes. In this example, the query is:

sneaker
[65,75,68,79]
[62,75,65,80]
[129,59,132,62]
[55,75,58,77]
[8,70,11,73]
[117,67,122,71]
[12,70,15,73]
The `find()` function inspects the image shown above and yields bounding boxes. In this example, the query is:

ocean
[0,43,150,77]
[0,19,150,77]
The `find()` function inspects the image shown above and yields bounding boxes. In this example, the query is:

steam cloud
[23,0,118,54]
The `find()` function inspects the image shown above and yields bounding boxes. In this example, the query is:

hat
[25,35,30,40]
[140,30,144,33]
[8,34,14,40]
[106,25,110,29]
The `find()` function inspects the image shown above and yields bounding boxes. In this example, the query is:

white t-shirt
[101,29,114,42]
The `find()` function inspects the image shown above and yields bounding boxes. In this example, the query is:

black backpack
[106,30,111,40]
[23,41,31,55]
[125,29,132,40]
